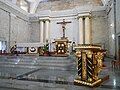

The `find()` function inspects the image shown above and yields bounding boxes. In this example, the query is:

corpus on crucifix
[57,19,71,38]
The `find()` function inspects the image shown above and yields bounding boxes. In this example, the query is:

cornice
[0,0,29,21]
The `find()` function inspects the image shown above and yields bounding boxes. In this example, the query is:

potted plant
[43,41,49,56]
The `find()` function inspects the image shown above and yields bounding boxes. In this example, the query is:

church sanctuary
[0,0,120,89]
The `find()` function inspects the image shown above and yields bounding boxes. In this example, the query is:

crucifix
[57,19,71,38]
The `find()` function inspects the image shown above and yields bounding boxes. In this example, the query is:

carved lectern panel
[74,44,108,87]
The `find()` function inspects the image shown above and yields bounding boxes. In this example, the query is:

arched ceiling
[26,0,110,13]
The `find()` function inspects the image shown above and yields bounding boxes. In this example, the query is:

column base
[74,75,109,87]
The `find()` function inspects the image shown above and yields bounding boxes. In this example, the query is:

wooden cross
[57,19,71,38]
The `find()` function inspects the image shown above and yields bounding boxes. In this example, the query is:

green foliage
[43,44,49,52]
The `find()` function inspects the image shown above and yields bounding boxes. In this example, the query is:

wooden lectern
[74,44,109,87]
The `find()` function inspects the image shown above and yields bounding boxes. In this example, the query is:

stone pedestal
[74,44,108,87]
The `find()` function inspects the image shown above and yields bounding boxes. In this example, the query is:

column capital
[39,19,50,23]
[85,16,91,19]
[45,19,50,22]
[77,12,91,19]
[39,17,50,22]
[77,16,84,19]
[39,20,44,24]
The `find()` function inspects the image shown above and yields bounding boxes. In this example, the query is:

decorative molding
[29,6,105,19]
[0,0,29,21]
[39,16,50,21]
[78,12,91,16]
[0,0,28,15]
[29,16,39,22]
[77,12,91,18]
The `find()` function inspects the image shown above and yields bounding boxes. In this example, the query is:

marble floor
[0,55,120,90]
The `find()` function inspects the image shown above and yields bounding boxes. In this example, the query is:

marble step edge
[0,56,69,59]
[0,65,77,71]
[0,58,74,61]
[0,60,75,64]
[0,78,73,90]
[0,62,75,67]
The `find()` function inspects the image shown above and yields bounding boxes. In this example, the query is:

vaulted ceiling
[26,0,110,13]
[27,0,109,5]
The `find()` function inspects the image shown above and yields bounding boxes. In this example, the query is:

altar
[53,19,71,56]
[54,38,70,56]
[16,43,44,55]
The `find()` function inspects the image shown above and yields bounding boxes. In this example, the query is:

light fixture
[112,34,115,40]
[113,79,116,87]
[110,23,114,27]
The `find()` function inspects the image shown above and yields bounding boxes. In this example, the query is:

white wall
[116,0,120,58]
[29,9,109,54]
[106,0,120,58]
[107,3,115,58]
[92,11,109,53]
[29,17,79,44]
[0,9,10,51]
[10,14,29,44]
[50,17,78,43]
[116,0,120,34]
[29,21,40,42]
[0,0,29,52]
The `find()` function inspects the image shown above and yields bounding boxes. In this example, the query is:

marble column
[85,17,90,44]
[45,20,50,42]
[40,20,44,43]
[78,17,84,44]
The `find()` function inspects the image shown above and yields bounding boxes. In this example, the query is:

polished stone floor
[0,55,120,90]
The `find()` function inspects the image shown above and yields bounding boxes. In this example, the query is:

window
[16,0,30,12]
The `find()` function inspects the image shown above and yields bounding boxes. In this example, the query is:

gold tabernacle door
[53,38,70,57]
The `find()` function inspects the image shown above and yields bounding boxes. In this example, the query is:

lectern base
[74,75,109,87]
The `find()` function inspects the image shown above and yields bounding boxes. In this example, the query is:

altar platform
[0,56,75,69]
[0,56,119,90]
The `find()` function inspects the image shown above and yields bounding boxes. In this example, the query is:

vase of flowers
[43,40,49,56]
